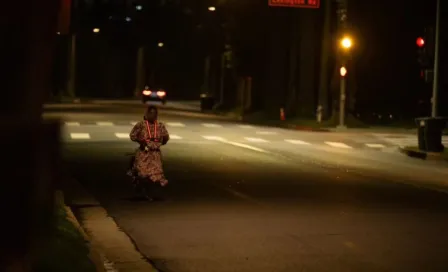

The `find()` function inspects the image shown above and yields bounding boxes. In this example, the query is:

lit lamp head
[340,37,352,50]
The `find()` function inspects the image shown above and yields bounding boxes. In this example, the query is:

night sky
[54,0,448,120]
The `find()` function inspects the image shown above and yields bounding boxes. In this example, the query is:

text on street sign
[268,0,320,8]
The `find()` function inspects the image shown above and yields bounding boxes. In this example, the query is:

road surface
[51,102,448,272]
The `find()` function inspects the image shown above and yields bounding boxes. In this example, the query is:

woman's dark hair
[144,105,158,120]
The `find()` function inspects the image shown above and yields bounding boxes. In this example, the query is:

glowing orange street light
[340,37,352,50]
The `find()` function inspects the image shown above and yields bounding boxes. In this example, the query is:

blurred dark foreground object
[0,0,61,269]
[0,121,61,271]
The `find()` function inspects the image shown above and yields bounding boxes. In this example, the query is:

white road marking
[130,121,138,126]
[238,125,254,129]
[325,141,352,149]
[202,135,226,141]
[285,139,311,145]
[170,134,182,139]
[167,122,185,127]
[365,143,386,148]
[97,122,114,126]
[202,123,222,128]
[226,141,269,153]
[115,133,129,139]
[256,131,277,135]
[65,122,80,126]
[202,135,269,153]
[70,133,90,139]
[245,137,268,143]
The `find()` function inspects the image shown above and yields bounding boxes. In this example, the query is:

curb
[61,178,159,272]
[282,124,331,132]
[398,147,447,161]
[55,190,107,272]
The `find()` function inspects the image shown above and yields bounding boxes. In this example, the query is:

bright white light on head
[93,28,100,33]
[208,6,216,11]
[136,5,143,10]
[125,17,132,22]
[158,42,164,47]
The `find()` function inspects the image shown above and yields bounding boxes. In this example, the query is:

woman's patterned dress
[129,120,169,186]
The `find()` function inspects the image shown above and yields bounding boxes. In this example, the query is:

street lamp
[158,42,164,48]
[208,6,216,11]
[337,36,353,129]
[93,28,100,33]
[340,36,352,50]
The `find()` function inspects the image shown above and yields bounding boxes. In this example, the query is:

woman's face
[146,108,157,121]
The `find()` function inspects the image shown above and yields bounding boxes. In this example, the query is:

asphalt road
[53,102,448,272]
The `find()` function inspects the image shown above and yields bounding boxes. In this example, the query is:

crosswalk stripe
[97,122,114,126]
[70,133,90,139]
[244,137,268,143]
[325,141,352,149]
[285,139,310,145]
[238,125,254,129]
[115,133,129,139]
[256,131,277,135]
[365,143,386,148]
[202,123,222,128]
[167,122,185,127]
[65,122,80,126]
[202,135,225,141]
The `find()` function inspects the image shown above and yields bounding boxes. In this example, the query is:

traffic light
[416,27,435,69]
[416,37,425,48]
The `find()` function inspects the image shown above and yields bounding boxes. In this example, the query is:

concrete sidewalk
[62,178,158,272]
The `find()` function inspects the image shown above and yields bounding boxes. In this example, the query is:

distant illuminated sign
[268,0,320,8]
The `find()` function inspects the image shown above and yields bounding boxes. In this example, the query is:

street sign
[268,0,320,9]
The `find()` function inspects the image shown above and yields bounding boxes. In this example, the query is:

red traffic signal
[416,37,425,47]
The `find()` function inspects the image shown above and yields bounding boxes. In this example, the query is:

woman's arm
[160,123,170,145]
[130,121,145,144]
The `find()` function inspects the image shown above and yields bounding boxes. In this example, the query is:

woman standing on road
[128,105,170,200]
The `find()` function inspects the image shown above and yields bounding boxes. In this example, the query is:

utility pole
[135,46,145,96]
[317,0,332,120]
[67,33,76,98]
[202,55,211,94]
[431,0,440,117]
[336,0,349,129]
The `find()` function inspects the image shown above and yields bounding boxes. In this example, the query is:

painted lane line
[202,135,269,153]
[65,122,80,126]
[285,139,311,145]
[365,143,386,148]
[167,122,185,127]
[244,137,268,143]
[96,122,114,126]
[115,133,130,139]
[202,123,222,128]
[170,134,182,139]
[256,131,278,135]
[325,141,352,149]
[202,135,226,141]
[226,141,269,153]
[238,125,254,129]
[70,133,91,140]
